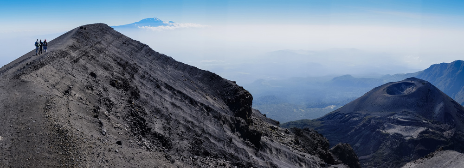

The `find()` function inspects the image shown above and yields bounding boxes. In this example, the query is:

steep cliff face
[0,24,351,167]
[284,78,464,167]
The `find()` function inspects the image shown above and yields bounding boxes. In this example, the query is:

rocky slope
[283,78,464,167]
[402,150,464,168]
[0,23,354,167]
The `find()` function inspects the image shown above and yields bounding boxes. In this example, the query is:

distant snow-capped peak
[113,17,171,28]
[112,17,208,31]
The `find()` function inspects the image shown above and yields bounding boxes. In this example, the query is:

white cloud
[138,22,209,31]
[368,10,426,19]
[200,60,225,63]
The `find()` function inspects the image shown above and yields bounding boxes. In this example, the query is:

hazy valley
[248,60,464,123]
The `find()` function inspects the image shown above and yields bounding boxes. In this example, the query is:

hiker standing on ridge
[39,40,43,55]
[35,39,39,55]
[43,39,48,53]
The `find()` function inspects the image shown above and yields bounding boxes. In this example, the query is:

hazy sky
[2,0,464,83]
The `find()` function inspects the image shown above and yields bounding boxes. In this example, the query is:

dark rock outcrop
[330,143,361,168]
[0,23,348,167]
[291,127,335,164]
[284,77,464,167]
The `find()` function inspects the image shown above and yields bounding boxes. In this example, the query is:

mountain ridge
[416,60,464,105]
[0,23,355,167]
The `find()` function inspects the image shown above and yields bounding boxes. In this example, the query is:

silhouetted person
[39,40,43,55]
[35,39,39,55]
[43,39,48,53]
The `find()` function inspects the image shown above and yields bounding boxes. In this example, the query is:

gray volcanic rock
[0,23,346,167]
[402,150,464,168]
[283,77,464,167]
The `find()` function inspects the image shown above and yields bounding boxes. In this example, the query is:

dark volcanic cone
[284,77,464,168]
[0,24,351,167]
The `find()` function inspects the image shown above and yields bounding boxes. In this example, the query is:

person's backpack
[35,42,38,47]
[44,42,47,46]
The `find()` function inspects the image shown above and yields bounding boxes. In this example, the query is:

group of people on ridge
[35,39,48,55]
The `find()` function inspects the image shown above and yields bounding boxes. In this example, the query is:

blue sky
[2,0,464,30]
[2,0,464,83]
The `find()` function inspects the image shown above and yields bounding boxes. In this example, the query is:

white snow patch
[434,102,444,117]
[444,129,455,138]
[324,105,337,109]
[396,118,409,122]
[138,23,209,31]
[388,115,410,122]
[350,117,360,121]
[382,123,426,139]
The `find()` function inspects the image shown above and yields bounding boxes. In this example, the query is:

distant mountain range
[283,77,464,167]
[416,60,464,106]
